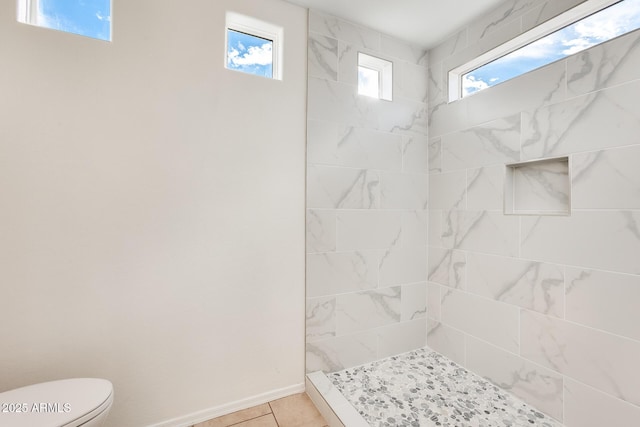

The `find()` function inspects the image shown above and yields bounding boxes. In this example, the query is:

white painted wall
[0,1,307,426]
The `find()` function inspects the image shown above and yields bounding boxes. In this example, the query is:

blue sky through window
[36,0,111,41]
[463,0,640,96]
[227,30,273,78]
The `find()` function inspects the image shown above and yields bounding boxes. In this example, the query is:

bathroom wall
[305,10,430,373]
[0,1,307,426]
[428,0,640,425]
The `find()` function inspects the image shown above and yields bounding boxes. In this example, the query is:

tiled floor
[193,393,328,427]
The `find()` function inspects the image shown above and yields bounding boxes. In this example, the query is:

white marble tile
[401,210,428,248]
[427,318,466,365]
[308,32,338,81]
[428,137,442,174]
[429,170,467,212]
[521,80,640,160]
[306,209,336,253]
[427,62,445,107]
[306,332,377,373]
[428,247,466,289]
[380,35,428,65]
[441,288,520,353]
[521,211,640,275]
[337,40,357,86]
[467,253,564,317]
[379,172,429,210]
[377,319,427,359]
[565,267,640,342]
[336,287,401,335]
[378,97,428,137]
[429,29,467,65]
[309,10,380,50]
[307,119,341,166]
[307,165,379,209]
[344,127,404,171]
[429,210,444,247]
[509,158,570,214]
[402,135,429,173]
[395,61,428,103]
[429,96,470,139]
[427,283,442,321]
[379,245,428,287]
[466,60,566,127]
[520,310,640,406]
[567,29,640,97]
[306,251,378,298]
[441,114,521,171]
[336,210,401,251]
[522,0,585,33]
[467,166,505,211]
[564,379,640,427]
[572,145,640,210]
[306,296,336,342]
[401,282,427,321]
[466,0,538,45]
[308,77,379,128]
[400,210,429,248]
[466,336,564,422]
[442,210,519,257]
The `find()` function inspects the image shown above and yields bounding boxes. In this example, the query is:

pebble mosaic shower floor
[327,348,562,427]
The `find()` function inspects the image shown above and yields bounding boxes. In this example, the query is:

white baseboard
[147,382,306,427]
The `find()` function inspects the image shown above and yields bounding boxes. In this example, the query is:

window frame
[448,0,623,101]
[225,11,283,80]
[357,52,393,101]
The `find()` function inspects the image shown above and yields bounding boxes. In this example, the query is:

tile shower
[306,0,640,425]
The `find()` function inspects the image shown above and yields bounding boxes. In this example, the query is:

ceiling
[284,0,506,49]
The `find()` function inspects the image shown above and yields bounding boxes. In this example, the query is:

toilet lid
[0,378,113,427]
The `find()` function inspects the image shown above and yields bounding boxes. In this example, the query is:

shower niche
[504,156,571,216]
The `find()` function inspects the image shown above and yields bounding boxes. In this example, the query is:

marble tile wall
[428,0,640,424]
[305,10,429,374]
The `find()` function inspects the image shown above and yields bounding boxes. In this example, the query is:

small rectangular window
[357,53,393,101]
[449,0,640,100]
[17,0,112,42]
[226,12,283,80]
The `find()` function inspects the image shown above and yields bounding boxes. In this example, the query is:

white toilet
[0,378,113,427]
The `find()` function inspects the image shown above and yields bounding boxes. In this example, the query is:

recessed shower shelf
[504,156,571,216]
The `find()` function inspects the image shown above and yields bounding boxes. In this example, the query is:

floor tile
[234,414,278,427]
[193,403,271,427]
[270,393,327,427]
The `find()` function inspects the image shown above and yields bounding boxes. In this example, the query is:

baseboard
[147,382,306,427]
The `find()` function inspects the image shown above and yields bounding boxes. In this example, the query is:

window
[17,0,112,41]
[449,0,640,100]
[226,12,283,80]
[358,53,393,101]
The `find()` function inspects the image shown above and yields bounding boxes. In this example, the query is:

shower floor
[321,348,562,427]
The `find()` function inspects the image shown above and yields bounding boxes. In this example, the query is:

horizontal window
[449,0,640,100]
[17,0,112,41]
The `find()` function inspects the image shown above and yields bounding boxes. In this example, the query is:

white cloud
[96,12,111,22]
[229,43,273,67]
[462,75,489,95]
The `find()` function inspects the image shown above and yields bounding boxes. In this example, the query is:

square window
[226,12,283,80]
[17,0,112,42]
[357,52,392,101]
[358,66,379,98]
[227,29,274,79]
